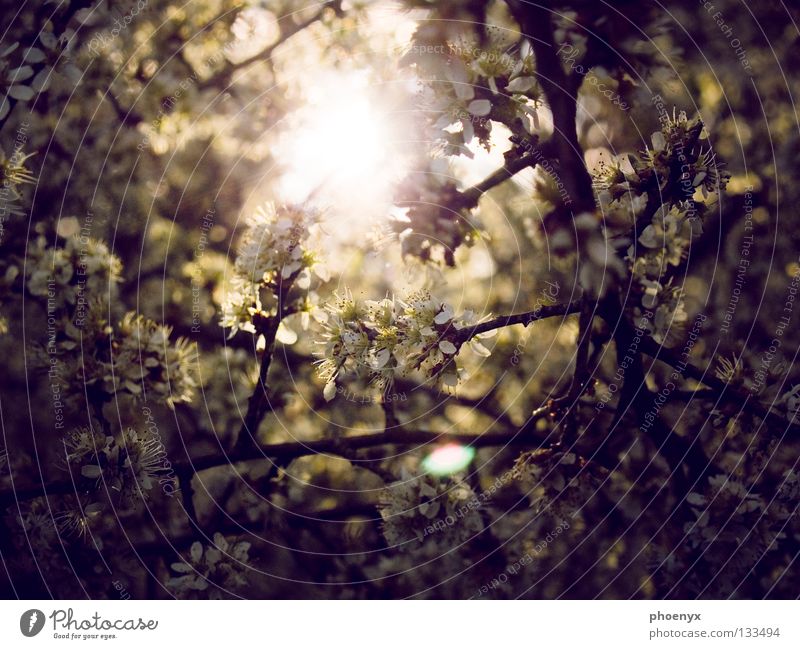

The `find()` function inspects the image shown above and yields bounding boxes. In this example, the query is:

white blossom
[315,289,493,399]
[221,203,326,336]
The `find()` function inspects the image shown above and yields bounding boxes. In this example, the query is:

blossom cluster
[643,110,727,203]
[221,203,328,336]
[0,141,35,217]
[404,29,540,152]
[315,289,495,400]
[597,113,729,239]
[394,27,541,264]
[628,204,694,344]
[513,448,604,520]
[116,313,198,405]
[40,302,196,408]
[59,426,169,530]
[592,112,729,342]
[378,471,483,548]
[167,533,252,599]
[26,234,122,309]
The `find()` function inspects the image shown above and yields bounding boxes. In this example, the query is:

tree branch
[0,425,550,509]
[507,2,595,213]
[234,274,299,453]
[198,1,340,90]
[596,295,715,484]
[456,299,582,342]
[457,151,543,208]
[560,301,594,444]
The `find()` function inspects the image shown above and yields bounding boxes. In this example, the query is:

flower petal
[276,321,298,345]
[467,99,491,116]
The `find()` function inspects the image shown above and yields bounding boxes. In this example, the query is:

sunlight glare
[276,71,405,226]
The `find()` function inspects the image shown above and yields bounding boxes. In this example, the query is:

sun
[275,70,406,224]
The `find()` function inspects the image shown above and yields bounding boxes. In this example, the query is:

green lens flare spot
[421,444,475,476]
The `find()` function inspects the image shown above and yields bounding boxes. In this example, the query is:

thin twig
[235,274,299,452]
[198,1,340,90]
[177,468,202,538]
[560,301,594,444]
[457,152,543,208]
[456,300,582,342]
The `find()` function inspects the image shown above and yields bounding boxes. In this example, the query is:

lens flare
[421,443,476,476]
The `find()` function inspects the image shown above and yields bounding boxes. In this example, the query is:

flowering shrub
[315,289,495,399]
[61,426,170,512]
[26,235,122,309]
[514,448,605,519]
[167,533,252,599]
[379,471,483,547]
[221,203,328,336]
[36,302,196,408]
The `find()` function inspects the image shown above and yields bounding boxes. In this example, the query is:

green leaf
[22,47,45,63]
[8,85,34,101]
[31,67,52,93]
[686,492,705,506]
[171,562,192,573]
[81,465,102,479]
[9,65,34,82]
[190,541,203,563]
